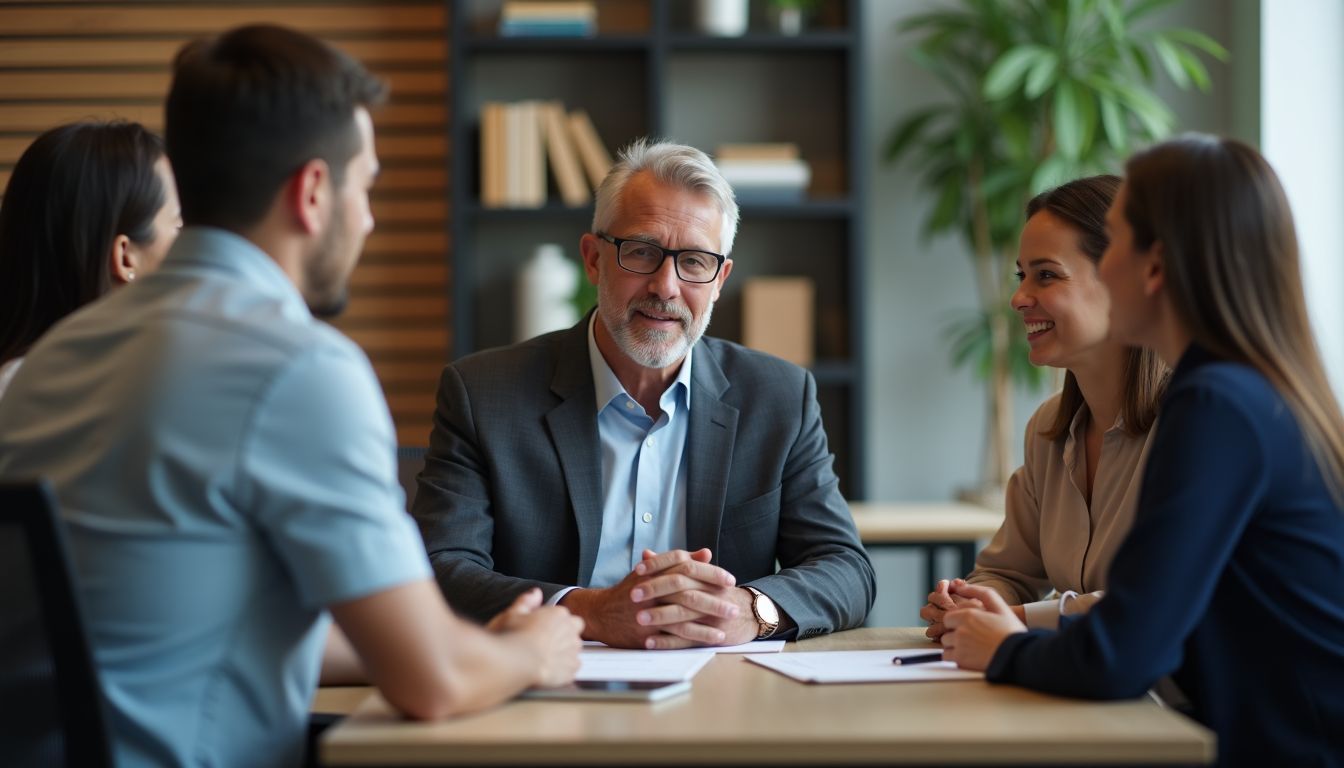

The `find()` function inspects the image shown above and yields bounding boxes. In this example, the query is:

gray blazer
[412,318,875,638]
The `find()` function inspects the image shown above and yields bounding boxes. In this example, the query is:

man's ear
[108,234,136,284]
[579,232,601,285]
[1141,241,1165,298]
[290,158,331,236]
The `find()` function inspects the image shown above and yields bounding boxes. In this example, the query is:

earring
[127,271,136,281]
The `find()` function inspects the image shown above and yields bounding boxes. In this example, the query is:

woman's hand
[940,582,1028,671]
[919,578,983,639]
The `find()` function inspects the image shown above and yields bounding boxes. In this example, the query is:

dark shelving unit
[449,0,867,497]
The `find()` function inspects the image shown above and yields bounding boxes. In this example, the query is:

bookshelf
[448,0,867,497]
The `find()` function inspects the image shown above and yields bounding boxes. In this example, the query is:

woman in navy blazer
[941,135,1344,767]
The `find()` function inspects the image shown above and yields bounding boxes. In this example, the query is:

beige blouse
[968,392,1156,629]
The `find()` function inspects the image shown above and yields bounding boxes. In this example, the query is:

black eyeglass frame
[594,232,727,284]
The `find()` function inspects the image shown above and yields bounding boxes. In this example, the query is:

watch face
[755,592,780,624]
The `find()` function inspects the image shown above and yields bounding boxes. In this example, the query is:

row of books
[714,143,812,203]
[479,101,613,209]
[498,1,596,38]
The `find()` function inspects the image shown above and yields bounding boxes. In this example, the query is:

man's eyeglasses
[595,233,726,284]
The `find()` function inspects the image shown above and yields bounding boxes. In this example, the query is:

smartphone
[520,680,691,702]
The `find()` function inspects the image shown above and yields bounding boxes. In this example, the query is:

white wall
[1260,0,1344,400]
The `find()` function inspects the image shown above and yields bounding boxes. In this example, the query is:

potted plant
[885,0,1226,504]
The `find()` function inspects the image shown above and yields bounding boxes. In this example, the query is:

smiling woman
[921,174,1169,635]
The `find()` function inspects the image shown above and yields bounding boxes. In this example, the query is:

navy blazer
[988,345,1344,767]
[412,317,875,636]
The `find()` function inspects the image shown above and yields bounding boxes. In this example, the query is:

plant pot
[774,7,804,35]
[694,0,749,37]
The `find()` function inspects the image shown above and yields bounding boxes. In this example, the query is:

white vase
[515,244,579,343]
[776,6,803,35]
[695,0,749,37]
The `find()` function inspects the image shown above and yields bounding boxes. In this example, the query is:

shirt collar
[161,227,311,320]
[587,312,693,414]
[1066,397,1128,444]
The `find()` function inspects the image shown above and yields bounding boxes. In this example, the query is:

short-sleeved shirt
[0,228,430,768]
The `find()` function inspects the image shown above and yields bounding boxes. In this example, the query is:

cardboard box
[742,277,814,367]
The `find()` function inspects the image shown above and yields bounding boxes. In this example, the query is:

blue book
[499,20,595,37]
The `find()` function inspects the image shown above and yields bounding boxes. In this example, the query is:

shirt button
[624,401,635,410]
[645,437,655,447]
[642,512,653,524]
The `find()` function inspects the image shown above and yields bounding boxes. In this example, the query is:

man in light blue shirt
[0,25,581,767]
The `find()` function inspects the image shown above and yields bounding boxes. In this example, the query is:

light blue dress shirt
[0,228,430,768]
[584,315,691,588]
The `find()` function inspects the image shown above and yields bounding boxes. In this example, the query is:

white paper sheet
[576,649,715,682]
[582,639,785,654]
[746,649,984,684]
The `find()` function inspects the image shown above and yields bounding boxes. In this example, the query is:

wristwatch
[744,586,780,640]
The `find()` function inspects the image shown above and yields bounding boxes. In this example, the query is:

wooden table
[319,628,1214,766]
[850,502,1005,589]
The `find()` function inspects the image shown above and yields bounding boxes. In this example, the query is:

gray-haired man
[414,139,874,648]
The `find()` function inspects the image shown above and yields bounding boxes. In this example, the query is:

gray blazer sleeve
[738,370,876,638]
[411,363,569,623]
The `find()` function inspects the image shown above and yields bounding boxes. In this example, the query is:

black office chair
[0,481,114,768]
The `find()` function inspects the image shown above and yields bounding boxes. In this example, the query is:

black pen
[892,652,945,666]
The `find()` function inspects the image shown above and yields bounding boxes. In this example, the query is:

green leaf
[1163,28,1230,61]
[1099,0,1125,43]
[946,311,993,379]
[899,9,975,37]
[884,107,942,163]
[981,165,1029,200]
[984,45,1049,100]
[1152,36,1191,89]
[1098,92,1127,151]
[1053,79,1083,159]
[1123,0,1178,24]
[1024,51,1060,98]
[1114,82,1174,137]
[998,113,1033,159]
[1127,41,1154,81]
[925,178,964,237]
[1030,154,1072,195]
[1174,45,1212,91]
[1075,85,1099,156]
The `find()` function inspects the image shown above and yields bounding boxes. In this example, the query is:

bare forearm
[332,581,542,720]
[319,623,367,685]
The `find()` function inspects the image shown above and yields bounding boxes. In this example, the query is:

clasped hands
[920,578,1028,671]
[561,548,758,650]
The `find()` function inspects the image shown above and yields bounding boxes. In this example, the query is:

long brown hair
[1025,175,1170,440]
[1124,135,1344,502]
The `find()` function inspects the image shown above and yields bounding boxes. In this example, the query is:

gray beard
[598,284,713,369]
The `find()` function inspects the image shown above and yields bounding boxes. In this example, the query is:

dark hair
[165,24,387,231]
[0,121,166,364]
[1025,174,1170,440]
[1124,134,1344,502]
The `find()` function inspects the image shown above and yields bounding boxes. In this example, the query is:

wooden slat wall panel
[0,1,452,448]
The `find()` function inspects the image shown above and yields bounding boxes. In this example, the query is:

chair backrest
[0,481,113,768]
